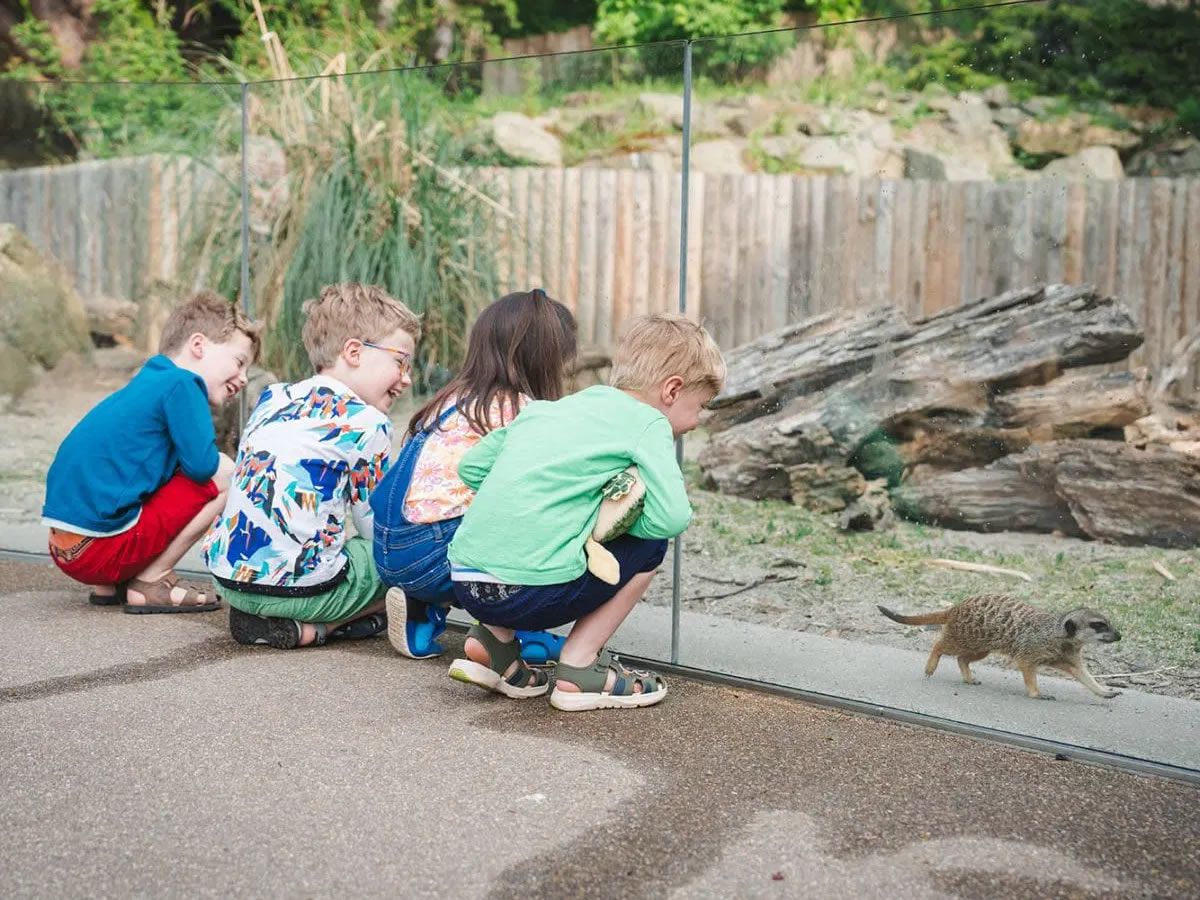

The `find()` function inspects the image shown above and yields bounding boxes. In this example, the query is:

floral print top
[403,394,525,524]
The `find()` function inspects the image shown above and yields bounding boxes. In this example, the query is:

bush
[897,0,1200,111]
[596,0,789,79]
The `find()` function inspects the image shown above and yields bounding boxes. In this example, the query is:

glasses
[363,341,412,376]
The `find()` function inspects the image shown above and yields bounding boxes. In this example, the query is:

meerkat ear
[1063,618,1077,637]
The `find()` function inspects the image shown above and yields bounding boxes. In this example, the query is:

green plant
[896,0,1200,111]
[1178,97,1200,139]
[596,0,789,80]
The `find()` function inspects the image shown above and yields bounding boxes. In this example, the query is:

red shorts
[48,473,220,586]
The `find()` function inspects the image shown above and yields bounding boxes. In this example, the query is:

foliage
[4,0,233,158]
[236,67,501,383]
[896,0,1200,111]
[596,0,788,79]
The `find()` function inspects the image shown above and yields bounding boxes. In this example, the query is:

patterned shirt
[204,375,392,594]
[402,395,525,524]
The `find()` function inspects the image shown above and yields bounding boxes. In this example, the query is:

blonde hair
[159,290,263,362]
[301,283,422,371]
[609,313,725,395]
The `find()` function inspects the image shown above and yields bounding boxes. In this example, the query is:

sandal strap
[466,623,521,675]
[128,573,207,607]
[555,648,663,696]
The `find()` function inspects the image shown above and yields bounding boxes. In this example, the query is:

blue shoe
[516,629,566,665]
[386,588,447,659]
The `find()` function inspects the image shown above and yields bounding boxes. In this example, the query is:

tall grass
[247,68,501,385]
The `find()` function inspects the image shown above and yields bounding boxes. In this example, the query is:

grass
[677,462,1200,682]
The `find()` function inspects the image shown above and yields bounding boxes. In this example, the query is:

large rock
[1041,146,1124,180]
[0,224,92,398]
[904,147,989,181]
[490,112,562,166]
[798,134,902,178]
[691,139,750,174]
[1016,115,1140,157]
[1127,138,1200,177]
[636,92,686,130]
[905,117,1015,178]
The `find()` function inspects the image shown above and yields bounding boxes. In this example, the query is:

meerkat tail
[877,605,950,626]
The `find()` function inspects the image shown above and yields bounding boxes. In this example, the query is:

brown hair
[408,288,577,437]
[301,283,422,372]
[609,313,725,395]
[159,290,263,361]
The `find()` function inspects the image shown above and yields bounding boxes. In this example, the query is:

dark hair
[407,289,577,438]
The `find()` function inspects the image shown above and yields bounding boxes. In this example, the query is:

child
[42,291,259,612]
[370,289,577,660]
[204,283,420,649]
[446,313,725,711]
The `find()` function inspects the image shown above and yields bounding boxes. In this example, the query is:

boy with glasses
[204,283,421,648]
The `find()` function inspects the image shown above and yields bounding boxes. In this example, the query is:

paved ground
[3,558,1199,898]
[6,521,1197,773]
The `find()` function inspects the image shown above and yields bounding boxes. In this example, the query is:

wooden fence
[484,168,1200,370]
[1,158,1196,370]
[0,156,220,305]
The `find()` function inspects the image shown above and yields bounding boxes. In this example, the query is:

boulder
[904,147,989,181]
[636,92,686,130]
[691,139,750,175]
[0,224,92,398]
[490,112,562,166]
[84,296,140,345]
[1127,138,1200,178]
[1017,115,1140,157]
[1041,146,1124,180]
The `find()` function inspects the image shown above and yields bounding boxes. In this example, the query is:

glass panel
[244,44,688,660]
[679,6,1199,767]
[0,79,240,552]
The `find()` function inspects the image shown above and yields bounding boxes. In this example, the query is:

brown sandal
[123,572,221,615]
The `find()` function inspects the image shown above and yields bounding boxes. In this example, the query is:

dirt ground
[4,350,1197,700]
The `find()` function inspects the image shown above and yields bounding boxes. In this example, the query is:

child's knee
[213,453,236,493]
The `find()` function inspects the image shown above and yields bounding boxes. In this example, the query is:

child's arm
[457,425,509,491]
[164,382,220,483]
[348,422,393,542]
[628,418,693,540]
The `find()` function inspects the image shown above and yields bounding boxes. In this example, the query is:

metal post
[238,82,252,429]
[671,41,694,665]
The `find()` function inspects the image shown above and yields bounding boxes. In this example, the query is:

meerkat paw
[1101,689,1121,699]
[1035,693,1056,701]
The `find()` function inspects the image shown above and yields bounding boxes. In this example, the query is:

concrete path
[2,558,1199,899]
[4,518,1197,772]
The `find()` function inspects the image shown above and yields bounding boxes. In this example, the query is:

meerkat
[877,594,1122,700]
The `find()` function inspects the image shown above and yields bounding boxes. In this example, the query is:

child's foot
[550,649,667,711]
[448,624,550,698]
[88,584,127,606]
[124,572,221,614]
[515,629,566,664]
[229,607,327,649]
[385,588,447,659]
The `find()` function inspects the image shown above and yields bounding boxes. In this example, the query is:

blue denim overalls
[371,404,565,663]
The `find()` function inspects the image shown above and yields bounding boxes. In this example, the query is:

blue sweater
[42,355,220,536]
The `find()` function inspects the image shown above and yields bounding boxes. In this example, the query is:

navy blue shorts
[452,535,668,631]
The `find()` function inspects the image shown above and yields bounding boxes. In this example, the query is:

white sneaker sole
[448,658,549,699]
[549,683,668,712]
[385,588,439,659]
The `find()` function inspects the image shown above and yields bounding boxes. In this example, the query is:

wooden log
[892,440,1200,549]
[707,284,1143,434]
[699,284,1147,505]
[990,369,1150,437]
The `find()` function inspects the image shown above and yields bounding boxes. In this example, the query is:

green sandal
[549,648,667,712]
[448,624,551,699]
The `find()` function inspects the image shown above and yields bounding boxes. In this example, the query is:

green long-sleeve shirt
[447,385,692,585]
